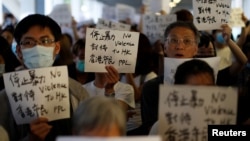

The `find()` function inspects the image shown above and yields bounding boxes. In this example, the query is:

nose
[175,40,185,50]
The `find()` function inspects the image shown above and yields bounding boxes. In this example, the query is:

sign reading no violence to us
[3,66,69,125]
[85,27,139,73]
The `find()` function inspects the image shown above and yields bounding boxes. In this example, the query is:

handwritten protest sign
[3,66,69,125]
[159,85,238,141]
[96,18,131,31]
[229,8,245,27]
[164,57,221,84]
[193,0,232,30]
[49,4,72,27]
[142,14,176,44]
[102,5,116,21]
[85,28,139,73]
[57,136,161,141]
[115,4,136,22]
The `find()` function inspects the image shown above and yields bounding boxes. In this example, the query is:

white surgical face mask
[21,45,54,69]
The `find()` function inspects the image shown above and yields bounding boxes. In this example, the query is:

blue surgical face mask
[21,45,55,69]
[76,59,85,72]
[216,32,225,44]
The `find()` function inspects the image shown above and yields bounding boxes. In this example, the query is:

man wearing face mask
[0,14,89,141]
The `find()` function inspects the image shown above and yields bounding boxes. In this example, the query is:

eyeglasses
[20,38,55,48]
[166,37,196,47]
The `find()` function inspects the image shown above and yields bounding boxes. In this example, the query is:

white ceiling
[97,0,193,13]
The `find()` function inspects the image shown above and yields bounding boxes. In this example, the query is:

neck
[94,73,106,88]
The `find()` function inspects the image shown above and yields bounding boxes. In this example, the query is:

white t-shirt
[121,71,158,131]
[216,46,234,70]
[149,120,159,135]
[83,81,135,108]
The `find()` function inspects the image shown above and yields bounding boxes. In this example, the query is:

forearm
[237,27,248,48]
[228,39,247,65]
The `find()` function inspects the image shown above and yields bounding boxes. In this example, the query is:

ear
[54,41,61,55]
[163,43,168,55]
[16,45,23,61]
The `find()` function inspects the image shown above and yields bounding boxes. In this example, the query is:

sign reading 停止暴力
[3,66,69,125]
[85,28,139,73]
[159,85,238,141]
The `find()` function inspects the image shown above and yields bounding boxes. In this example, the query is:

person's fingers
[105,66,119,82]
[30,117,52,140]
[31,123,52,136]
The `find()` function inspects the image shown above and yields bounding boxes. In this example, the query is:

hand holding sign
[30,117,52,140]
[221,24,232,42]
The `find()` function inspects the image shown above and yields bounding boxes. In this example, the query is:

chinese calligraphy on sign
[96,18,131,31]
[159,85,237,141]
[3,66,69,125]
[193,0,232,30]
[85,28,139,73]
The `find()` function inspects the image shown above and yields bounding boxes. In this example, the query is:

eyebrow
[22,35,51,40]
[168,35,195,38]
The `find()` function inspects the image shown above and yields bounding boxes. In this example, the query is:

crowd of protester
[0,4,250,141]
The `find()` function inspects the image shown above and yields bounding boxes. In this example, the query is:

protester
[149,59,215,135]
[71,39,95,85]
[72,96,126,136]
[0,14,89,141]
[140,21,200,135]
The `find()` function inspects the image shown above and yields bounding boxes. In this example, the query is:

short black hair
[14,14,62,45]
[0,36,21,72]
[174,59,215,84]
[72,39,86,56]
[174,9,193,22]
[164,21,200,44]
[198,32,214,48]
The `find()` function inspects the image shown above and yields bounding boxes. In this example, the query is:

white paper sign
[159,85,238,141]
[102,5,116,21]
[193,0,232,30]
[115,4,136,22]
[229,8,245,27]
[56,136,161,141]
[164,57,221,84]
[3,66,70,125]
[96,18,131,31]
[142,14,177,44]
[49,4,72,27]
[85,28,139,73]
